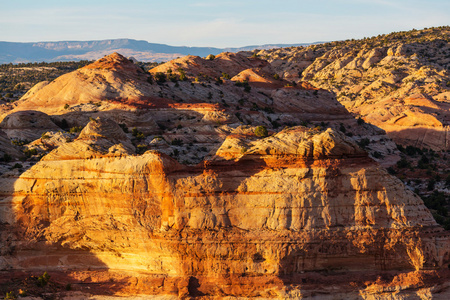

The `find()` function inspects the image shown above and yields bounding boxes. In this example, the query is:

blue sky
[2,0,449,47]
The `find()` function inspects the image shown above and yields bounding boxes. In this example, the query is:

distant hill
[0,39,314,64]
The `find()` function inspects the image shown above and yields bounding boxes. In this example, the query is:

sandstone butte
[0,51,448,299]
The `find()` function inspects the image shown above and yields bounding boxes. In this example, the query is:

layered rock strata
[0,121,448,297]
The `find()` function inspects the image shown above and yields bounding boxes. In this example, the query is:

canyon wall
[0,121,448,297]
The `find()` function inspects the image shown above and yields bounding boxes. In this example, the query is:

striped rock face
[0,123,448,297]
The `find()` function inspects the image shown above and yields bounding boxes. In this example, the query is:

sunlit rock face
[0,49,449,298]
[0,122,448,297]
[261,27,450,150]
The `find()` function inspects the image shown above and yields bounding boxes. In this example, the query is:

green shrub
[24,148,38,157]
[357,117,365,125]
[37,271,50,287]
[12,163,23,169]
[387,167,397,175]
[357,138,370,149]
[1,153,12,162]
[147,74,154,84]
[405,145,418,156]
[255,126,268,137]
[427,179,436,191]
[372,151,383,158]
[69,126,83,133]
[136,144,148,154]
[155,72,166,83]
[396,158,409,168]
[171,138,183,146]
[11,139,29,146]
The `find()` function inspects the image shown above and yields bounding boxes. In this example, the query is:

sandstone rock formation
[0,110,60,141]
[0,48,449,298]
[1,51,387,166]
[0,129,23,160]
[0,120,449,297]
[261,26,450,151]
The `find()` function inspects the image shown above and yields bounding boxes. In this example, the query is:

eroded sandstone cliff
[0,118,448,298]
[0,49,449,298]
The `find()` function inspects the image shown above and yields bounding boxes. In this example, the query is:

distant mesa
[0,39,315,64]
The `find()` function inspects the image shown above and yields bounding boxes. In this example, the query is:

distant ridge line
[0,38,318,64]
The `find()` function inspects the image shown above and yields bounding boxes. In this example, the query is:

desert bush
[136,144,148,154]
[178,69,187,81]
[69,126,83,133]
[427,179,436,191]
[255,125,268,137]
[23,148,38,157]
[131,127,145,140]
[154,72,166,83]
[372,151,383,158]
[357,138,370,149]
[147,74,154,84]
[357,117,365,125]
[11,139,29,146]
[222,72,231,80]
[12,163,22,169]
[397,158,410,168]
[37,271,50,287]
[171,138,183,146]
[0,153,12,162]
[387,167,397,175]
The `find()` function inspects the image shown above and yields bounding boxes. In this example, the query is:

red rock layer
[0,128,448,297]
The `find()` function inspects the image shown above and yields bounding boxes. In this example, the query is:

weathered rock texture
[0,46,449,298]
[1,51,387,166]
[0,122,449,297]
[0,110,60,141]
[262,26,450,150]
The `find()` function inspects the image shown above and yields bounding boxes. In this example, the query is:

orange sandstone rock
[0,125,448,297]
